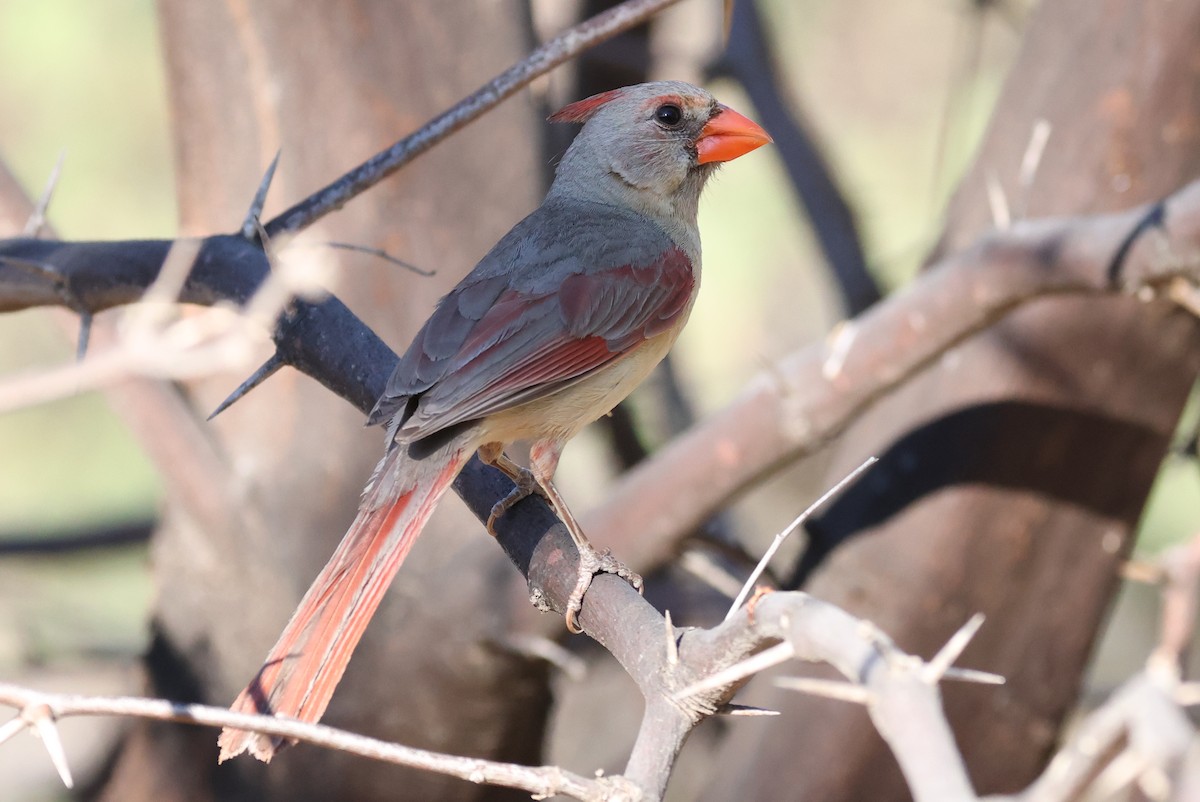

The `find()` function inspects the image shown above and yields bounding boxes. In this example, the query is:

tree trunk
[92,3,549,800]
[702,0,1200,799]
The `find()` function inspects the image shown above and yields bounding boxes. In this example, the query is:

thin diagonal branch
[263,0,685,238]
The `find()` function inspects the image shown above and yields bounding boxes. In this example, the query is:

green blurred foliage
[0,0,172,541]
[0,0,172,691]
[0,0,175,237]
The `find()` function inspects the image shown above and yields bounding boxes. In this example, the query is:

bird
[217,80,771,762]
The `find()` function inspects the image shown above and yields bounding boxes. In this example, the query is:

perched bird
[218,80,770,762]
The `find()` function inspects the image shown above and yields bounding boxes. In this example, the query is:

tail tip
[218,726,285,763]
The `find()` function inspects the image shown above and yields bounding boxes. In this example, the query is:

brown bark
[94,3,549,801]
[701,0,1200,799]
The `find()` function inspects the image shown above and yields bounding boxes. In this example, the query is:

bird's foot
[486,466,549,537]
[564,544,643,634]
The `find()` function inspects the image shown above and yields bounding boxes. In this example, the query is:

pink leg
[530,439,643,634]
[478,443,548,537]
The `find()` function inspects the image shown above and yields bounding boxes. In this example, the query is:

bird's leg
[478,443,549,537]
[529,440,643,634]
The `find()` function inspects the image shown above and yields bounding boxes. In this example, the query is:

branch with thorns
[0,584,1002,801]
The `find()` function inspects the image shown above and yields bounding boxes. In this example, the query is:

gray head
[547,81,771,235]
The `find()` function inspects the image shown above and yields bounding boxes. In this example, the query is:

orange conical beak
[695,105,772,164]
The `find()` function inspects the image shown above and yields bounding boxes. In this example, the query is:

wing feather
[368,200,695,439]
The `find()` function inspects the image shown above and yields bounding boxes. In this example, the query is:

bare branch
[725,456,876,620]
[0,683,607,800]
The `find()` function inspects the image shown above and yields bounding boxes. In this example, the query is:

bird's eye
[654,104,683,127]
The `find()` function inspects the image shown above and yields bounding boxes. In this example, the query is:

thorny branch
[4,537,1197,801]
[0,590,1000,802]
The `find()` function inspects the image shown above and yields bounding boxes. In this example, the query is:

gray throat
[549,145,708,264]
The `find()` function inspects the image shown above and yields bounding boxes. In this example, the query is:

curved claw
[563,546,643,635]
[485,468,547,537]
[565,607,584,635]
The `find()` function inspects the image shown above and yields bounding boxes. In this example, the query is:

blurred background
[0,0,1197,799]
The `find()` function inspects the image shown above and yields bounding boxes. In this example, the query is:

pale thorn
[501,635,587,682]
[0,714,28,746]
[1120,558,1164,584]
[715,703,781,717]
[1138,766,1173,801]
[941,666,1006,686]
[726,457,877,622]
[679,550,742,599]
[126,237,204,333]
[986,168,1011,230]
[921,613,985,685]
[672,641,795,701]
[1016,119,1052,218]
[774,676,872,706]
[1090,750,1147,799]
[1174,682,1200,706]
[23,149,66,237]
[664,610,679,667]
[29,707,74,789]
[1166,277,1200,319]
[821,320,858,381]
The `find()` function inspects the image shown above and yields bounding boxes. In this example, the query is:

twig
[0,683,606,800]
[303,241,433,276]
[725,456,876,621]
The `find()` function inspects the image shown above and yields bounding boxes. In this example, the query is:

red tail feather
[217,445,469,762]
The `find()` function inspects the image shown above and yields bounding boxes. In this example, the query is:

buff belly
[478,327,681,446]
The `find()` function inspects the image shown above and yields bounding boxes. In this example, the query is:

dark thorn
[76,311,93,360]
[242,150,282,241]
[1107,200,1167,286]
[304,241,435,276]
[208,353,285,420]
[23,150,66,238]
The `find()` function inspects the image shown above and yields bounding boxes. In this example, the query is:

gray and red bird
[219,80,771,761]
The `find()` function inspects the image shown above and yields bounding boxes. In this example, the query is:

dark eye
[655,104,683,127]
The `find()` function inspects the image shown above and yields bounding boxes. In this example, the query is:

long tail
[217,441,471,763]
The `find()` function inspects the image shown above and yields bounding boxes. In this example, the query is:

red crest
[548,88,626,124]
